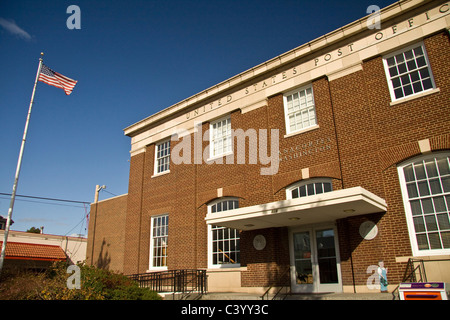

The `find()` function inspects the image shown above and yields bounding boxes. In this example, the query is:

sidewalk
[284,292,393,300]
[197,291,393,300]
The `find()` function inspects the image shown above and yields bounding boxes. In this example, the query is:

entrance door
[289,225,342,293]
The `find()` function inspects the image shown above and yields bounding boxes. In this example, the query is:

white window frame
[209,115,232,159]
[283,84,318,136]
[397,152,450,257]
[154,139,171,176]
[286,178,333,200]
[383,42,436,102]
[149,214,169,271]
[207,197,240,269]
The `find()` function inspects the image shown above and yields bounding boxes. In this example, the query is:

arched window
[208,198,240,268]
[210,198,239,213]
[286,178,333,200]
[398,152,450,256]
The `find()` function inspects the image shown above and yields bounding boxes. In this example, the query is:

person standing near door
[377,260,388,293]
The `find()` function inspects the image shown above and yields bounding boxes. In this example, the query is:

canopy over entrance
[205,187,387,231]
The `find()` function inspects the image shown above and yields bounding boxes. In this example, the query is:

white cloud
[0,17,32,40]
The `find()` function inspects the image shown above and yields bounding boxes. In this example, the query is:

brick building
[87,0,450,294]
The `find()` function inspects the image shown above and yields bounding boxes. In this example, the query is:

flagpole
[0,53,44,275]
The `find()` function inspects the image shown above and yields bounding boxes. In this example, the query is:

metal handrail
[261,267,290,300]
[391,258,442,300]
[177,270,207,300]
[402,258,427,283]
[392,258,425,299]
[128,269,207,299]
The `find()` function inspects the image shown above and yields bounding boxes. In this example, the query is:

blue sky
[0,0,396,237]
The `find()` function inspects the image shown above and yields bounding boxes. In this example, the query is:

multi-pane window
[210,116,232,158]
[210,198,239,213]
[284,86,317,135]
[208,198,240,267]
[384,43,435,101]
[398,154,450,255]
[150,214,169,269]
[287,179,333,200]
[155,140,170,174]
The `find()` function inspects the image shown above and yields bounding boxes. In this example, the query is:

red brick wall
[240,228,290,287]
[119,31,450,288]
[332,32,450,287]
[122,151,145,275]
[87,194,128,273]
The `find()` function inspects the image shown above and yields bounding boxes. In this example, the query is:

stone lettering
[183,6,448,121]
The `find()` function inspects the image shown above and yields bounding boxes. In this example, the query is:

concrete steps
[161,291,394,300]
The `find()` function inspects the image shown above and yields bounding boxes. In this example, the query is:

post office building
[87,0,450,294]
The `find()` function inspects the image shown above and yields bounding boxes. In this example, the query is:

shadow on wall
[96,238,111,270]
[337,212,384,263]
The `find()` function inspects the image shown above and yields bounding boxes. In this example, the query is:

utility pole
[94,185,105,203]
[89,185,105,265]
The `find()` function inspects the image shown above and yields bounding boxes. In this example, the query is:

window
[283,85,317,135]
[287,178,333,200]
[208,198,240,267]
[210,116,232,158]
[149,214,169,269]
[155,140,170,175]
[383,43,435,101]
[398,153,450,256]
[210,198,239,213]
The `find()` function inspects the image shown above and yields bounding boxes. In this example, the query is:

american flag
[39,64,77,95]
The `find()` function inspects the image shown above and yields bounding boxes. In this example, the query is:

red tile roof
[0,241,67,261]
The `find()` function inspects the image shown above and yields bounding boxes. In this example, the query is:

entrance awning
[205,187,387,230]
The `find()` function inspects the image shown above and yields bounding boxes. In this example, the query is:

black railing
[402,258,427,283]
[392,258,450,300]
[261,267,291,300]
[128,269,207,299]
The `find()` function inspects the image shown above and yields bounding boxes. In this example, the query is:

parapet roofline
[123,0,427,138]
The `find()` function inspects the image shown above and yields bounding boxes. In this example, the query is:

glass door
[290,225,342,293]
[315,228,340,292]
[292,231,314,292]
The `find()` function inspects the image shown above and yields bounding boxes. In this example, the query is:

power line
[0,192,91,238]
[101,189,117,197]
[0,193,90,205]
[64,214,87,236]
[0,196,86,209]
